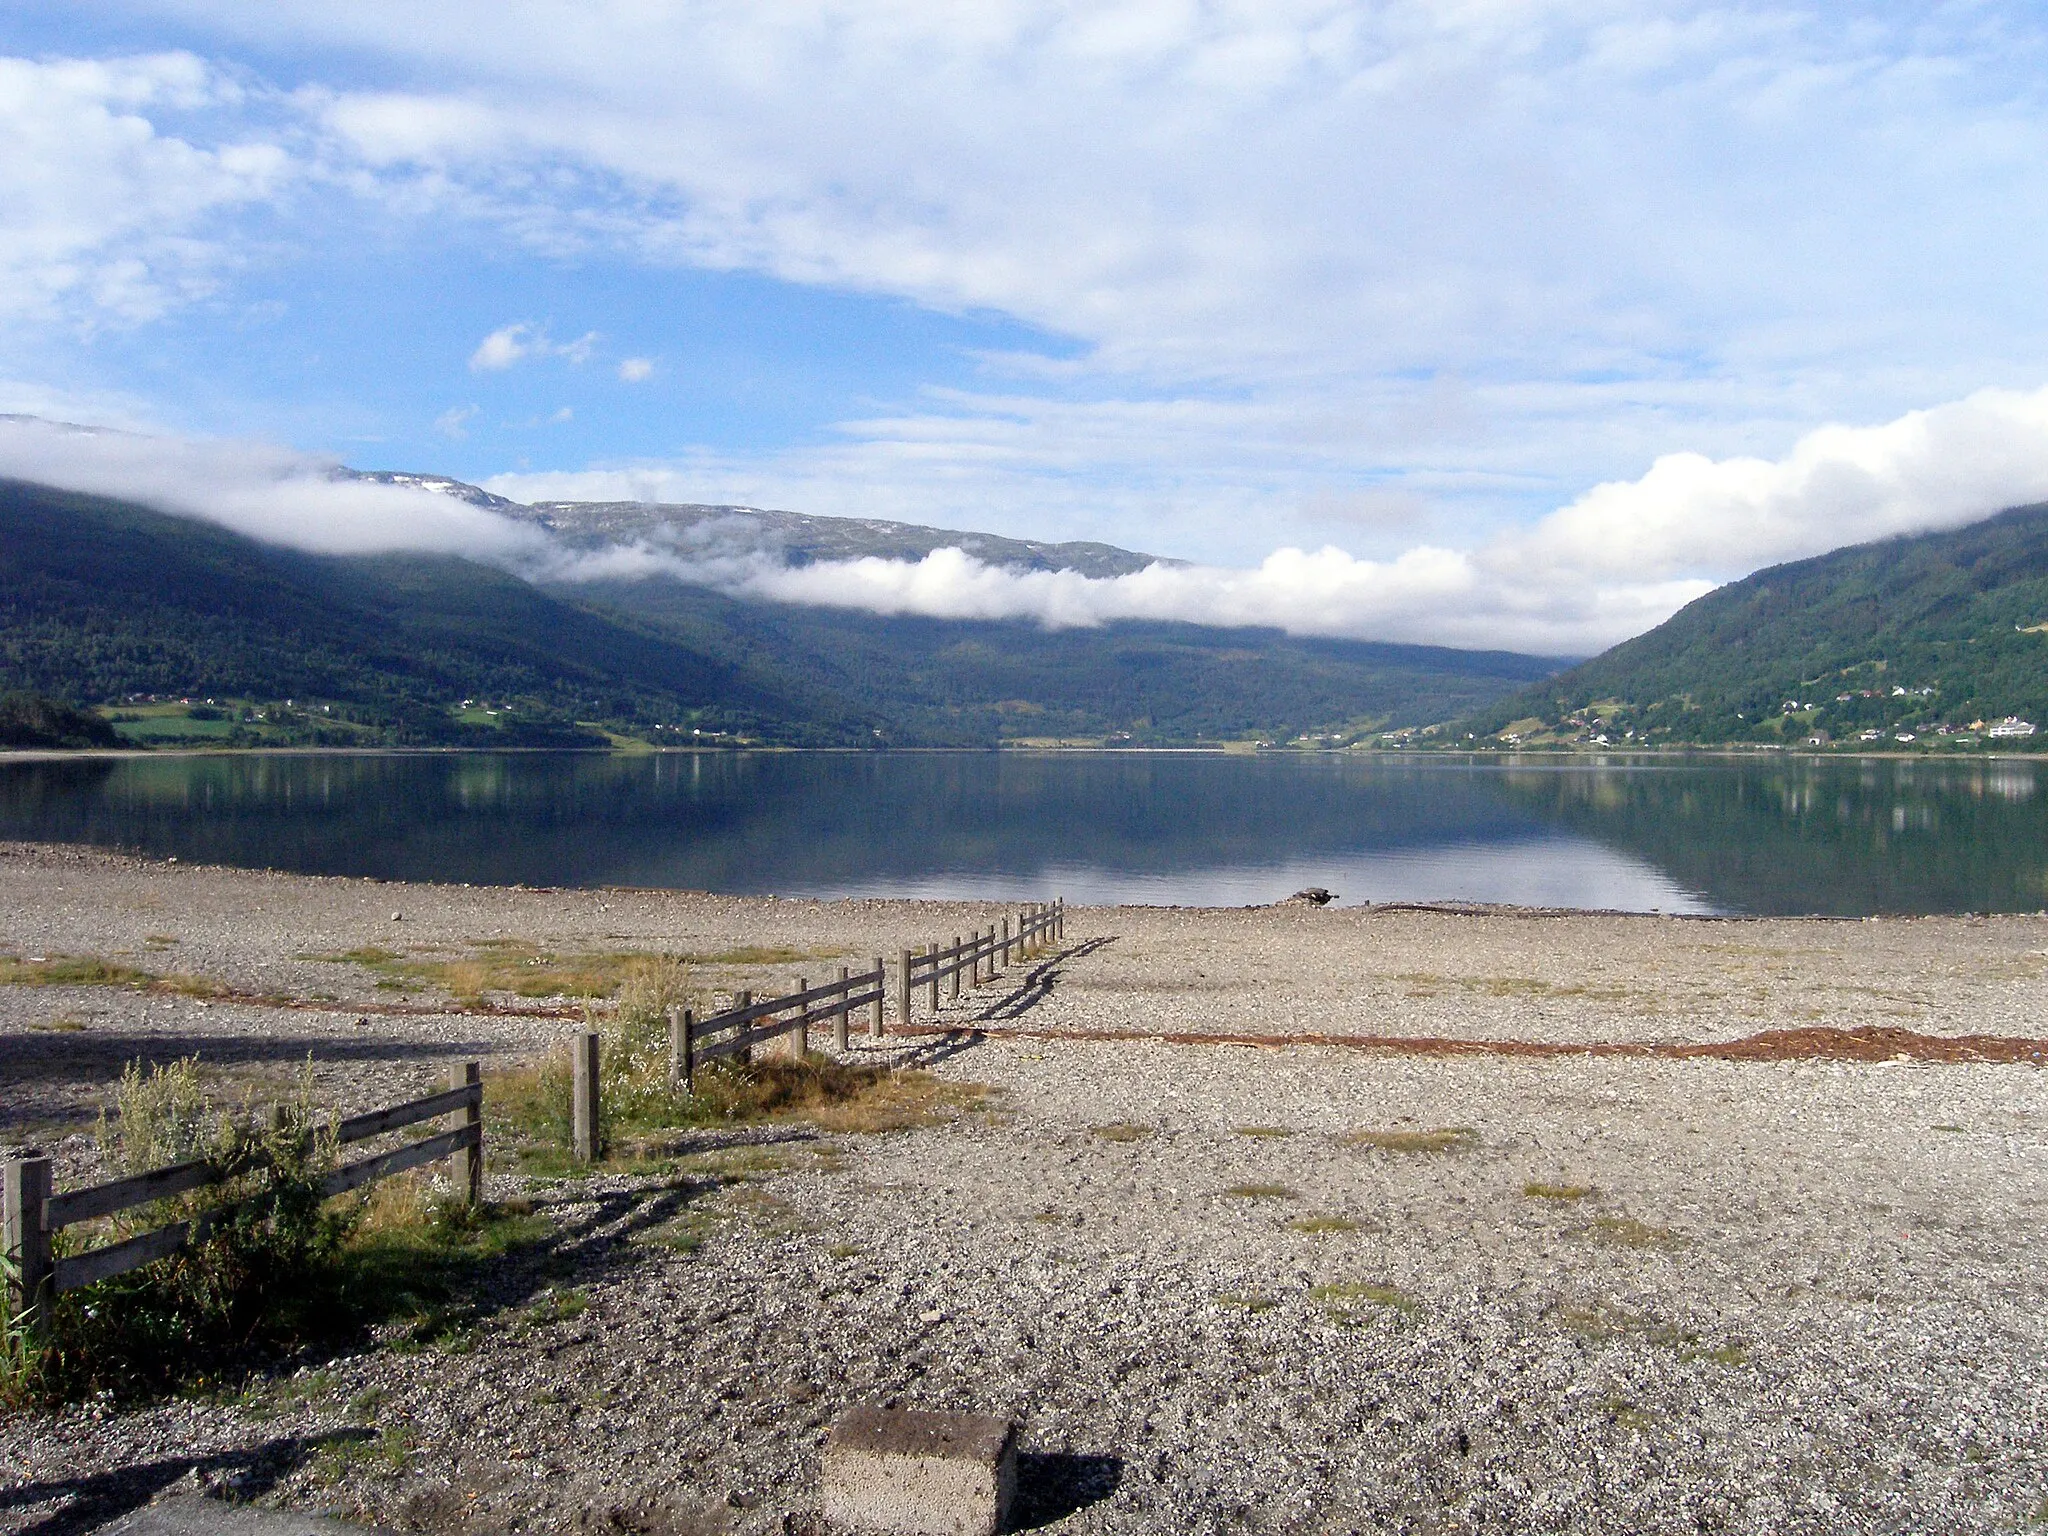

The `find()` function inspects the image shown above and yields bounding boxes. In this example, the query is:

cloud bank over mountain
[11,384,2048,654]
[6,7,2048,570]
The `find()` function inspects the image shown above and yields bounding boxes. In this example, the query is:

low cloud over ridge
[7,386,2048,656]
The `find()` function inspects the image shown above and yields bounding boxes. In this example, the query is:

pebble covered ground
[3,842,2046,1534]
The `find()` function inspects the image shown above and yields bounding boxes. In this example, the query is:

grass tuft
[1234,1126,1292,1138]
[1221,1183,1297,1200]
[1288,1214,1363,1234]
[1580,1216,1685,1250]
[1524,1181,1595,1200]
[1091,1122,1153,1142]
[0,952,227,998]
[1344,1127,1479,1153]
[1311,1280,1416,1315]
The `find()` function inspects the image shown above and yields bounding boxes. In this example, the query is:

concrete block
[822,1406,1017,1536]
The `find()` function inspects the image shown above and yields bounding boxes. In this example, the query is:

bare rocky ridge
[347,471,1172,578]
[3,841,2046,1534]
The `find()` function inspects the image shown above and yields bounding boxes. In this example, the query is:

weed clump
[3,1061,553,1408]
[1311,1281,1416,1317]
[1580,1216,1685,1251]
[1524,1181,1595,1201]
[8,1058,345,1406]
[1344,1127,1479,1154]
[1222,1183,1297,1200]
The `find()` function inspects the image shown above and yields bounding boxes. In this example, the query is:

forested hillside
[1463,501,2048,746]
[0,478,1559,748]
[0,480,853,746]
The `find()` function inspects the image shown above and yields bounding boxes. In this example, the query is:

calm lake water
[2,750,2044,916]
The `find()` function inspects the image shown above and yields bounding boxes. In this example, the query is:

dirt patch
[891,1020,2048,1065]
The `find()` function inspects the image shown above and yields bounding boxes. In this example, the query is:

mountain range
[14,450,2048,754]
[0,475,1555,748]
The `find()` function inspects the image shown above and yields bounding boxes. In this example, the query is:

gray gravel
[3,842,2046,1534]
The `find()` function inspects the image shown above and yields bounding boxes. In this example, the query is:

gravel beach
[3,840,2045,1535]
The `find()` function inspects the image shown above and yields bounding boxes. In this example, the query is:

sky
[5,3,2048,655]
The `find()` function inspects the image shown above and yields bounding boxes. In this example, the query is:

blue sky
[6,4,2048,650]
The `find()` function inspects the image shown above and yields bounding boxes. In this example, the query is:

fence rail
[4,1064,483,1338]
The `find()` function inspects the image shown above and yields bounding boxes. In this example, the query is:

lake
[1,749,2043,916]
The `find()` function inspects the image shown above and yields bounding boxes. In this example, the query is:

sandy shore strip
[3,840,2046,1534]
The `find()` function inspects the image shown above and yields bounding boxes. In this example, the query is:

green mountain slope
[0,479,857,745]
[0,477,1559,747]
[1464,501,2048,746]
[557,575,1558,745]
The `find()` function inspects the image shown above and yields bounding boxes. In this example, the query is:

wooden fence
[559,898,1067,1158]
[3,1063,483,1339]
[6,896,1071,1318]
[897,898,1062,1024]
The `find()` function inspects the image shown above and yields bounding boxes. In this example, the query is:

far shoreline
[7,741,2048,763]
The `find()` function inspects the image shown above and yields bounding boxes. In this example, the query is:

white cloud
[0,415,547,559]
[523,386,2048,654]
[468,323,532,371]
[617,356,653,382]
[14,10,2048,572]
[468,321,599,371]
[185,2,2048,389]
[434,403,478,438]
[10,384,2048,655]
[0,52,293,325]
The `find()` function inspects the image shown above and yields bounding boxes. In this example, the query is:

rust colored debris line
[888,1021,2047,1065]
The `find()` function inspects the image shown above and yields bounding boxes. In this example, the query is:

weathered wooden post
[2,1156,52,1342]
[949,936,962,1001]
[735,990,754,1066]
[874,957,889,1038]
[571,1031,601,1162]
[449,1061,483,1206]
[792,978,809,1060]
[1055,898,1064,941]
[834,966,851,1052]
[927,944,940,1012]
[1002,917,1012,968]
[669,1007,695,1093]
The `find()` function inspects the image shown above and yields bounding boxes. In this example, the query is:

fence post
[897,950,913,1026]
[3,1157,52,1342]
[792,978,809,1060]
[736,990,754,1066]
[449,1061,483,1207]
[1055,898,1064,942]
[669,1006,694,1091]
[572,1031,601,1162]
[949,937,961,1001]
[875,957,889,1038]
[927,944,940,1012]
[834,966,851,1052]
[1002,917,1012,968]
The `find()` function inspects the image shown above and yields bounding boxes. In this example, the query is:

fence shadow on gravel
[967,936,1117,1025]
[0,1432,371,1536]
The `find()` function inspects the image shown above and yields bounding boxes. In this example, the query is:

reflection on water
[0,750,2042,915]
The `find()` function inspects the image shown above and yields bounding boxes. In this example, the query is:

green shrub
[7,1059,344,1405]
